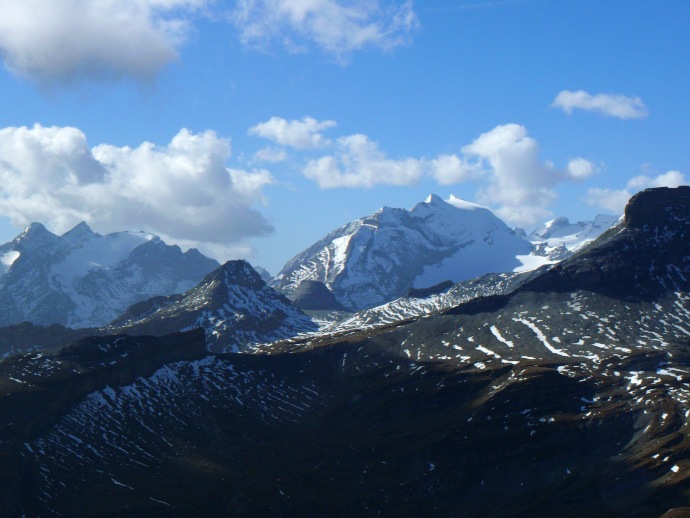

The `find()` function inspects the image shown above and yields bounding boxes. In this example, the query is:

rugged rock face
[109,260,318,352]
[0,222,219,328]
[406,280,453,299]
[288,280,347,311]
[272,194,532,310]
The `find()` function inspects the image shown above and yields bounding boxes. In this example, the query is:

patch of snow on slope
[513,253,554,273]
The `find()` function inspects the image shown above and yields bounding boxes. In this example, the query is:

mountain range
[0,222,218,328]
[0,196,616,334]
[0,186,689,516]
[270,194,616,311]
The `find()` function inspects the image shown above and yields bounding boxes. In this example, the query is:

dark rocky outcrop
[0,322,93,359]
[406,280,453,299]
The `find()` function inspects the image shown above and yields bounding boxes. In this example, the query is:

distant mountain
[288,280,347,311]
[253,265,273,284]
[530,214,620,247]
[515,214,620,272]
[109,260,317,352]
[271,194,533,311]
[0,222,219,328]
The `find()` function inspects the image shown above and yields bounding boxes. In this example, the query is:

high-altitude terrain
[0,222,218,328]
[271,194,534,310]
[0,187,689,516]
[270,194,615,311]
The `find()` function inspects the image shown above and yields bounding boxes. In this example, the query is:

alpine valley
[1,187,690,517]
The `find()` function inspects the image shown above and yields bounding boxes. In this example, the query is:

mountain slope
[109,260,318,352]
[272,194,533,310]
[280,186,690,364]
[1,187,690,516]
[0,222,219,328]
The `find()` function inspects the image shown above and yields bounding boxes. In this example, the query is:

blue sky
[0,0,687,273]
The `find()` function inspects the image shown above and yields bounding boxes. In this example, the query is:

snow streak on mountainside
[272,195,533,311]
[307,272,533,337]
[110,260,318,353]
[276,186,690,368]
[0,222,218,328]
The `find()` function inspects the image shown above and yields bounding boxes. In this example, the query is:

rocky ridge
[109,260,318,352]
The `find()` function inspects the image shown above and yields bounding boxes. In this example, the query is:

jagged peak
[23,222,49,235]
[548,216,571,226]
[62,221,96,241]
[17,222,58,244]
[214,260,265,289]
[424,193,445,205]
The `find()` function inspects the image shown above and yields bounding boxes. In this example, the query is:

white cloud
[229,0,418,59]
[303,133,423,188]
[626,170,685,191]
[566,157,598,180]
[0,0,207,84]
[552,90,648,119]
[429,154,481,185]
[460,123,593,227]
[249,116,336,149]
[585,170,686,214]
[0,124,273,258]
[292,120,594,226]
[253,146,289,163]
[0,1,418,85]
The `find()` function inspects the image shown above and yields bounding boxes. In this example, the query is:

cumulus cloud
[303,133,423,188]
[0,1,418,85]
[248,116,336,150]
[566,157,598,180]
[253,146,289,163]
[552,90,648,119]
[460,123,597,226]
[429,154,481,185]
[0,0,207,84]
[0,124,273,258]
[229,0,418,59]
[585,170,686,214]
[277,118,595,226]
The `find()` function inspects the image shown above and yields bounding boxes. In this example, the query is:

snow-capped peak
[529,214,619,250]
[424,193,445,205]
[61,221,95,239]
[272,194,532,310]
[0,221,219,328]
